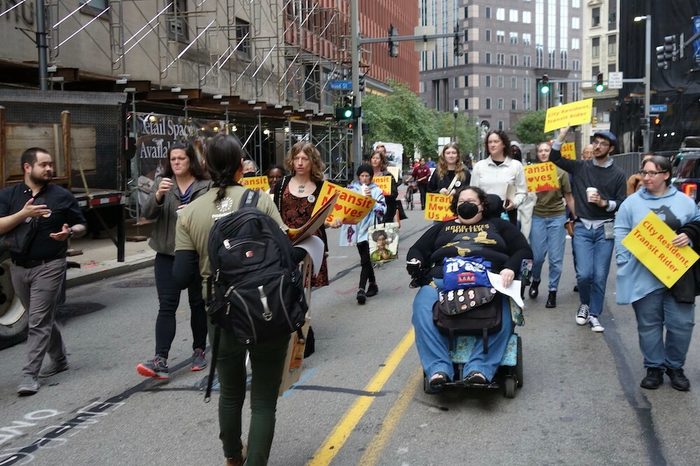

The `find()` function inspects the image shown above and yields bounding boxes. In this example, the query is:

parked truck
[0,90,127,346]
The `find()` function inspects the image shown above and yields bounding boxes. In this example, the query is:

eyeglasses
[639,170,667,177]
[591,139,610,147]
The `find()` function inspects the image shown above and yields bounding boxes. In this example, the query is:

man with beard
[549,129,626,333]
[0,148,86,395]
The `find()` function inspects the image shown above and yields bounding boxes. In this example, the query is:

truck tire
[0,251,28,345]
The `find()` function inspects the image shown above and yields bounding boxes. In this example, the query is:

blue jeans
[411,283,512,382]
[572,223,614,317]
[631,288,695,369]
[530,214,567,291]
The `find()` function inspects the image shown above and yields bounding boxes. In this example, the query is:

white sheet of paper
[294,236,325,275]
[487,271,524,309]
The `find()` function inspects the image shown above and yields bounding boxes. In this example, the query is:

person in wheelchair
[407,186,532,390]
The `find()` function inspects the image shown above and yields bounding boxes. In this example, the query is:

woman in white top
[470,130,527,226]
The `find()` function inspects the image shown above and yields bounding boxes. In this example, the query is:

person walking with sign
[615,156,700,391]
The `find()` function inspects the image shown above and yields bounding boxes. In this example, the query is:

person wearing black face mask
[406,186,532,391]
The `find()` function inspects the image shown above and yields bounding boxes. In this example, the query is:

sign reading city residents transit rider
[239,176,270,192]
[621,211,700,288]
[524,162,560,192]
[425,193,456,221]
[560,142,577,160]
[373,176,392,196]
[312,182,375,225]
[543,98,594,132]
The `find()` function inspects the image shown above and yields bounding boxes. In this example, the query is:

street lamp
[634,15,652,152]
[452,106,459,142]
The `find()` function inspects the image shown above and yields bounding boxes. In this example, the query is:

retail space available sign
[425,193,456,221]
[524,162,560,192]
[544,99,594,132]
[312,182,375,225]
[621,211,699,288]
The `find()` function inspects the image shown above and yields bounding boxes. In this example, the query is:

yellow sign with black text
[544,99,594,132]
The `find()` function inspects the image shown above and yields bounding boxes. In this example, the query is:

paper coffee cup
[586,187,598,203]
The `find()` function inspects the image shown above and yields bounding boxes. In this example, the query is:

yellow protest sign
[621,211,700,288]
[544,99,594,132]
[239,176,270,191]
[311,182,375,225]
[425,193,456,221]
[561,142,576,160]
[374,176,392,195]
[524,162,560,192]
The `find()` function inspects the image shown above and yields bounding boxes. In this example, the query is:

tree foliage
[513,110,548,144]
[362,81,477,166]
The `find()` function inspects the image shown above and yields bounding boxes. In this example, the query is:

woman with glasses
[615,155,700,391]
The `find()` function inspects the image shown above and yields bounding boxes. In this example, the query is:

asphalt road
[1,203,700,466]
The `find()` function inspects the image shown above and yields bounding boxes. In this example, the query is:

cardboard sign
[374,176,392,196]
[561,142,576,160]
[425,193,456,221]
[524,162,560,192]
[239,175,270,191]
[311,182,375,225]
[544,99,594,132]
[621,211,700,288]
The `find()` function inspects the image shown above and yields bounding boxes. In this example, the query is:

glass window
[497,76,504,88]
[510,32,518,44]
[608,63,617,73]
[509,9,518,22]
[592,37,600,59]
[571,17,579,29]
[485,75,491,87]
[497,98,504,110]
[497,53,505,65]
[572,0,580,7]
[523,55,531,67]
[497,31,505,43]
[608,35,617,56]
[485,6,491,18]
[510,55,518,66]
[464,98,469,110]
[522,33,531,46]
[498,121,504,131]
[592,7,600,27]
[486,98,492,110]
[572,38,580,50]
[522,11,531,24]
[486,30,491,41]
[511,99,517,110]
[511,77,517,89]
[485,53,491,64]
[496,8,505,20]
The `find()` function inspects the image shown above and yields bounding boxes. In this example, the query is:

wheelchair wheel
[516,335,523,388]
[503,376,516,398]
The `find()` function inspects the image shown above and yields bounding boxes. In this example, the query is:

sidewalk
[65,231,156,288]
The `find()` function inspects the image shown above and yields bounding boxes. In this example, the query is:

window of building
[523,55,531,67]
[498,121,504,130]
[464,98,470,109]
[454,99,460,110]
[572,0,580,7]
[497,76,504,88]
[591,65,600,79]
[523,77,531,110]
[485,75,492,87]
[608,0,617,30]
[486,98,492,109]
[548,50,555,68]
[522,33,531,46]
[572,59,580,71]
[592,7,600,27]
[485,52,491,64]
[486,29,491,41]
[496,8,505,20]
[485,6,491,18]
[523,11,531,24]
[235,18,251,58]
[510,55,518,66]
[497,53,505,65]
[510,32,518,44]
[497,98,504,110]
[511,99,517,110]
[591,37,600,59]
[536,46,543,67]
[560,50,567,69]
[167,0,189,42]
[572,38,580,50]
[571,17,579,29]
[509,9,518,22]
[608,63,617,73]
[608,35,616,56]
[511,77,517,89]
[464,6,469,18]
[497,31,505,43]
[572,82,580,101]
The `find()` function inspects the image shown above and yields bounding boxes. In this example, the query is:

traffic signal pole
[644,16,652,153]
[351,0,361,168]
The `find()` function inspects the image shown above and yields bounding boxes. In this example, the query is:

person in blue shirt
[615,155,700,391]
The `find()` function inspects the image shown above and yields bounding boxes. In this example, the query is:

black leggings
[356,241,376,289]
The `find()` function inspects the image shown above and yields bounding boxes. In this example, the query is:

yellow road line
[307,328,416,466]
[358,367,422,466]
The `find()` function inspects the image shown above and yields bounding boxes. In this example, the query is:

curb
[65,257,155,289]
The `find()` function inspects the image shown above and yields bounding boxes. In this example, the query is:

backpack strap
[238,188,260,209]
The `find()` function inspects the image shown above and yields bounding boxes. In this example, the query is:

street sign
[608,71,623,89]
[650,104,668,113]
[329,80,352,91]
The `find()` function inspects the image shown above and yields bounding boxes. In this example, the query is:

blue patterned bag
[442,256,492,291]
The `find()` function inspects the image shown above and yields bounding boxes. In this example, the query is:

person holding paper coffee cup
[549,127,626,333]
[470,130,527,226]
[614,155,700,391]
[428,142,470,197]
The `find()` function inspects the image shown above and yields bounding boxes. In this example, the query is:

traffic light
[595,73,605,92]
[656,45,668,69]
[453,24,463,57]
[540,74,550,95]
[359,74,366,93]
[663,35,676,65]
[388,24,398,57]
[652,114,662,126]
[335,94,354,121]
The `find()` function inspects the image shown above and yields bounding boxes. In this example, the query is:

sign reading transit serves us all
[621,211,700,288]
[544,98,594,132]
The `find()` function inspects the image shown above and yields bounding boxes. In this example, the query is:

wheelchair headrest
[485,194,505,218]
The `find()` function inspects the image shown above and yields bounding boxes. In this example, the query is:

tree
[513,110,548,144]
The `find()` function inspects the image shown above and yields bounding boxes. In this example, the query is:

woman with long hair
[369,148,401,225]
[172,134,290,465]
[136,143,212,380]
[470,130,527,225]
[427,142,470,196]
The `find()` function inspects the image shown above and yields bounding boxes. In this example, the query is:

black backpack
[204,189,307,400]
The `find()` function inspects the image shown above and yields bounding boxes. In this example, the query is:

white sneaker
[575,304,590,325]
[588,315,605,333]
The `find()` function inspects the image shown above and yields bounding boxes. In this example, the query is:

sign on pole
[608,72,623,89]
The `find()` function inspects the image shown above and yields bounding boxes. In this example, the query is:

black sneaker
[545,291,557,308]
[356,289,366,305]
[666,367,690,391]
[136,356,169,380]
[528,280,540,299]
[366,283,378,297]
[640,367,664,390]
[191,348,207,372]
